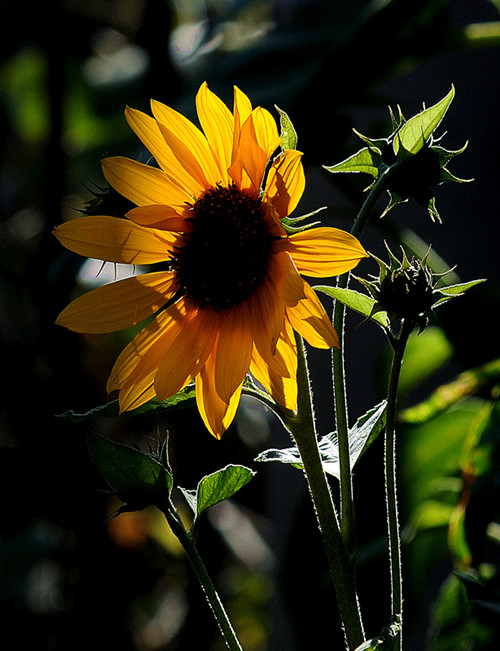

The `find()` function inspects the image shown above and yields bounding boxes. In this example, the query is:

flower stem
[163,505,243,651]
[332,165,396,551]
[281,334,365,650]
[384,320,413,648]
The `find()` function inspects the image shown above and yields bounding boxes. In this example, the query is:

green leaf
[179,465,255,534]
[315,285,389,328]
[195,465,255,516]
[254,446,303,470]
[275,105,298,151]
[256,401,387,480]
[394,86,455,157]
[318,400,387,479]
[87,432,173,512]
[58,385,197,421]
[323,146,381,178]
[433,278,486,306]
[178,487,198,515]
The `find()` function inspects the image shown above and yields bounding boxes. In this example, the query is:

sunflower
[55,83,368,438]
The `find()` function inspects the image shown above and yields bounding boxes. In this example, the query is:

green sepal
[393,85,455,158]
[179,465,255,531]
[280,206,326,234]
[87,432,173,514]
[432,278,486,307]
[256,401,387,480]
[315,285,389,329]
[275,105,298,151]
[323,146,382,179]
[379,191,406,219]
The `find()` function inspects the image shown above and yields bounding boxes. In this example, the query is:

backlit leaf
[196,465,255,516]
[324,146,381,178]
[315,285,388,328]
[394,86,455,157]
[256,401,387,480]
[87,432,173,512]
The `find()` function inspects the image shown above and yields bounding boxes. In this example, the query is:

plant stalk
[332,165,396,552]
[164,506,244,651]
[384,320,413,649]
[282,334,365,650]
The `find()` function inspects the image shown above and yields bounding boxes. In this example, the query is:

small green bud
[324,87,471,222]
[357,244,454,333]
[376,257,435,329]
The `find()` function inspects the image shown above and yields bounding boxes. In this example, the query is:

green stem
[164,506,243,651]
[331,285,355,549]
[384,320,413,648]
[281,334,365,650]
[332,165,396,551]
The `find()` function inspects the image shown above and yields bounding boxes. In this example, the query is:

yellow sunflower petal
[118,370,157,413]
[101,155,192,207]
[234,107,280,193]
[126,205,191,231]
[286,281,339,349]
[228,86,253,187]
[151,99,220,190]
[53,216,179,264]
[252,106,281,159]
[214,302,253,404]
[126,105,207,196]
[250,319,298,411]
[265,150,305,220]
[56,271,177,334]
[196,82,234,184]
[280,227,369,277]
[232,86,253,135]
[107,298,190,392]
[269,249,306,307]
[196,349,243,439]
[125,106,179,177]
[154,306,219,401]
[248,277,285,357]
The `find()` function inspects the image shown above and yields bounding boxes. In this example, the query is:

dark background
[1,1,499,649]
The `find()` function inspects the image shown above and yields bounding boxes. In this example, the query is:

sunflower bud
[383,142,443,209]
[377,258,434,323]
[358,245,444,333]
[323,87,471,222]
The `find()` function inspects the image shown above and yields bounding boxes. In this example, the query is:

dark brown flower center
[171,184,274,310]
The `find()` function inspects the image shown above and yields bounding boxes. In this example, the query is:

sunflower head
[54,82,368,438]
[170,183,275,310]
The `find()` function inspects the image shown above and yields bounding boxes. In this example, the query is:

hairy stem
[164,507,243,651]
[332,166,396,551]
[281,334,365,649]
[384,320,413,648]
